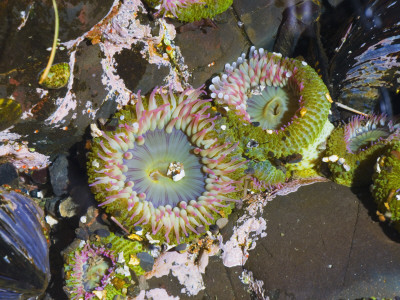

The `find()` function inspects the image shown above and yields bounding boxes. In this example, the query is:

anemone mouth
[345,115,400,153]
[246,85,299,130]
[66,245,115,298]
[88,87,246,243]
[123,128,206,208]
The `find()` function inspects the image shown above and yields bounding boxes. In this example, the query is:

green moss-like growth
[371,142,400,222]
[0,98,22,130]
[39,62,70,89]
[144,0,233,22]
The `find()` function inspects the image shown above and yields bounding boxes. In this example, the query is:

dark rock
[75,227,90,241]
[233,0,292,50]
[44,196,62,217]
[49,154,69,196]
[127,284,141,298]
[30,168,49,185]
[134,226,143,232]
[115,45,169,95]
[174,8,249,87]
[0,162,18,186]
[246,181,400,299]
[94,228,110,238]
[209,224,219,234]
[137,252,155,272]
[174,243,187,252]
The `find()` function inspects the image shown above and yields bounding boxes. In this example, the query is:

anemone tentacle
[88,87,246,244]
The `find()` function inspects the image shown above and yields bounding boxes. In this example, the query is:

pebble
[209,224,219,234]
[216,218,228,229]
[0,163,18,186]
[196,225,206,234]
[95,228,110,238]
[137,252,154,272]
[175,243,187,252]
[30,167,48,184]
[49,154,69,196]
[127,285,141,298]
[59,196,79,218]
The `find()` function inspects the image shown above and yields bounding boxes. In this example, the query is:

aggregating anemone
[209,46,333,190]
[64,233,147,299]
[87,87,246,244]
[144,0,233,22]
[371,142,400,225]
[325,115,400,187]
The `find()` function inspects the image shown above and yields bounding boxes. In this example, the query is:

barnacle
[325,115,400,187]
[209,47,333,189]
[87,87,246,244]
[371,142,400,223]
[144,0,233,22]
[63,233,147,299]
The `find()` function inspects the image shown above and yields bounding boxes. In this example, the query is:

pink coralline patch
[145,244,219,296]
[134,288,180,300]
[0,142,50,170]
[220,216,267,267]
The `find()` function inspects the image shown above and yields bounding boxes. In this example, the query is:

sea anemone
[143,0,233,22]
[64,233,148,299]
[87,87,246,244]
[371,142,400,224]
[324,114,400,187]
[64,243,117,299]
[209,46,333,189]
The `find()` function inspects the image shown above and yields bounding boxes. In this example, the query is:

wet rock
[174,8,248,87]
[0,162,18,186]
[196,225,206,234]
[49,154,69,196]
[30,168,49,185]
[209,224,220,234]
[233,0,297,50]
[216,217,229,229]
[58,196,79,218]
[94,228,110,238]
[44,196,62,217]
[137,252,155,272]
[115,45,169,95]
[174,243,187,252]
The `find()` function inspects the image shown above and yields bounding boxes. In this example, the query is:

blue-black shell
[0,190,50,299]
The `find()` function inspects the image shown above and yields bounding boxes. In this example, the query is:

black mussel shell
[0,190,50,299]
[330,0,400,115]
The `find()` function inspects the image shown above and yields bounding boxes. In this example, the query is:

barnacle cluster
[325,115,400,187]
[144,0,233,22]
[88,87,246,244]
[64,233,147,299]
[371,142,400,224]
[208,46,334,190]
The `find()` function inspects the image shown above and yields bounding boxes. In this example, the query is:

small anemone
[371,142,400,224]
[144,0,233,22]
[88,87,246,244]
[209,47,333,190]
[325,114,400,187]
[64,243,116,299]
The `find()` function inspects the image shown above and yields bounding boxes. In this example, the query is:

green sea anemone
[87,87,246,244]
[325,114,400,187]
[371,142,400,222]
[64,233,147,299]
[209,47,333,190]
[144,0,233,22]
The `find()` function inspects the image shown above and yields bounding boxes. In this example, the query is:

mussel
[329,0,400,115]
[0,189,50,299]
